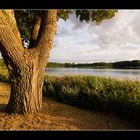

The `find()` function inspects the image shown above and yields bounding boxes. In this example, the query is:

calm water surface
[46,68,140,80]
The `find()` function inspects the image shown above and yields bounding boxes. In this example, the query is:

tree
[0,10,117,114]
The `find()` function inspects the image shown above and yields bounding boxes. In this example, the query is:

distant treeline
[1,58,140,69]
[47,60,140,69]
[46,62,65,68]
[112,60,140,69]
[65,60,140,69]
[65,62,112,69]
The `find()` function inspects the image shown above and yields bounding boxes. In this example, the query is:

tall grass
[1,67,140,120]
[43,75,140,120]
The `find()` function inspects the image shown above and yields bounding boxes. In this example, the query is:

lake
[46,68,140,80]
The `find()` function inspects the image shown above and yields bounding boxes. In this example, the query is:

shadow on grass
[43,97,140,129]
[42,97,140,129]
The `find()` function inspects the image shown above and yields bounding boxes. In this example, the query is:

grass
[0,82,136,130]
[43,75,140,120]
[1,67,140,121]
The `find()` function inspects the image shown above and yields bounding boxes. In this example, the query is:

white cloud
[49,10,140,63]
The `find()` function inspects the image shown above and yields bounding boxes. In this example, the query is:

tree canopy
[14,10,118,44]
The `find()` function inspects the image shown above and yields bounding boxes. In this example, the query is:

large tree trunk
[0,10,57,114]
[6,60,45,114]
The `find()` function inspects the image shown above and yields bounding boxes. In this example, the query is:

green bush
[43,75,140,120]
[0,68,10,83]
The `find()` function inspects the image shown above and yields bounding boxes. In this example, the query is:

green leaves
[75,10,118,24]
[14,10,40,43]
[14,10,118,45]
[57,10,73,21]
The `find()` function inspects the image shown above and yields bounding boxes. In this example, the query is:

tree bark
[6,57,44,114]
[0,10,57,114]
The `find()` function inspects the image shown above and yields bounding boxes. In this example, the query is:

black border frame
[0,0,140,139]
[0,130,140,139]
[0,0,140,9]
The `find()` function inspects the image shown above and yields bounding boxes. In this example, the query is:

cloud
[49,10,140,63]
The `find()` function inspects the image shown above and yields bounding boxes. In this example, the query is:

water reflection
[45,68,140,80]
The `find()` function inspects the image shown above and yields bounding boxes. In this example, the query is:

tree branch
[0,10,24,67]
[35,10,57,66]
[1,10,23,47]
[29,16,41,48]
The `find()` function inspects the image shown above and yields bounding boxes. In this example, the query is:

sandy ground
[0,82,139,130]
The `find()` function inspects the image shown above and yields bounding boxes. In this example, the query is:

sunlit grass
[43,75,140,120]
[1,68,140,120]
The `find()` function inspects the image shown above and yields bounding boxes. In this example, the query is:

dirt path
[0,82,138,130]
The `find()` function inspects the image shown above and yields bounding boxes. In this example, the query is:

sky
[48,10,140,63]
